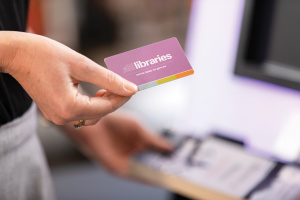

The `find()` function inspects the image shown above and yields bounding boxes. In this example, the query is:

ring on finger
[74,119,85,130]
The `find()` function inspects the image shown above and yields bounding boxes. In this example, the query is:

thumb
[73,57,138,96]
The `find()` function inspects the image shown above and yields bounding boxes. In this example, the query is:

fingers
[86,126,129,176]
[83,89,107,126]
[83,118,100,126]
[96,149,129,176]
[94,89,107,97]
[136,125,173,152]
[148,134,174,152]
[75,91,130,119]
[72,57,138,97]
[76,90,128,126]
[103,112,174,152]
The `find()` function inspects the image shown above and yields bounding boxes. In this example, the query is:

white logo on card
[134,54,172,69]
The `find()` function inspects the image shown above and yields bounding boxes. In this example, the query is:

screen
[268,1,300,68]
[235,0,300,91]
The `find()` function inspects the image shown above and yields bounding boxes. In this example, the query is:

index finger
[72,57,138,96]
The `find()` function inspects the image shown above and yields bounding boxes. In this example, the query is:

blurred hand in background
[62,90,173,176]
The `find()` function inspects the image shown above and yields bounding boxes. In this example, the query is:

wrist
[0,31,24,74]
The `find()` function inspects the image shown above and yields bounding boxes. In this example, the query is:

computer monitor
[182,0,300,161]
[235,0,300,91]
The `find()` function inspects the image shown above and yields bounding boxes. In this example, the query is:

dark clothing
[0,0,29,30]
[0,0,32,126]
[0,2,55,199]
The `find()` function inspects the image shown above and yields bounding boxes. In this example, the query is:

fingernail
[123,80,138,93]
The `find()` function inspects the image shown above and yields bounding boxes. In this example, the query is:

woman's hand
[63,106,173,176]
[0,31,137,125]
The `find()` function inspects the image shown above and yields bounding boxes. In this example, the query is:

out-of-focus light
[273,112,300,161]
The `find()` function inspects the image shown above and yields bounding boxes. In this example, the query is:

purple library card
[104,37,194,90]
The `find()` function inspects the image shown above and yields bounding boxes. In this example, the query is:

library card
[104,37,194,91]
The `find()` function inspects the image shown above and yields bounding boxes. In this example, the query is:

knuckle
[74,56,93,81]
[106,70,118,85]
[103,103,118,116]
[110,103,118,112]
[82,64,93,78]
[110,97,126,112]
[75,54,89,68]
[78,55,88,65]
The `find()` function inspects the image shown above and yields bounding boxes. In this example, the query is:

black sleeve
[0,0,32,126]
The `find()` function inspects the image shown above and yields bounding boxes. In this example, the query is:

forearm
[0,31,23,73]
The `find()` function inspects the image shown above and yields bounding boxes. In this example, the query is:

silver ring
[74,120,85,130]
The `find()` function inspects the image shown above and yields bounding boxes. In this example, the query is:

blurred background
[28,0,300,199]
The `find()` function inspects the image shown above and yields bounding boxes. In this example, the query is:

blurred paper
[135,136,275,198]
[250,166,300,200]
